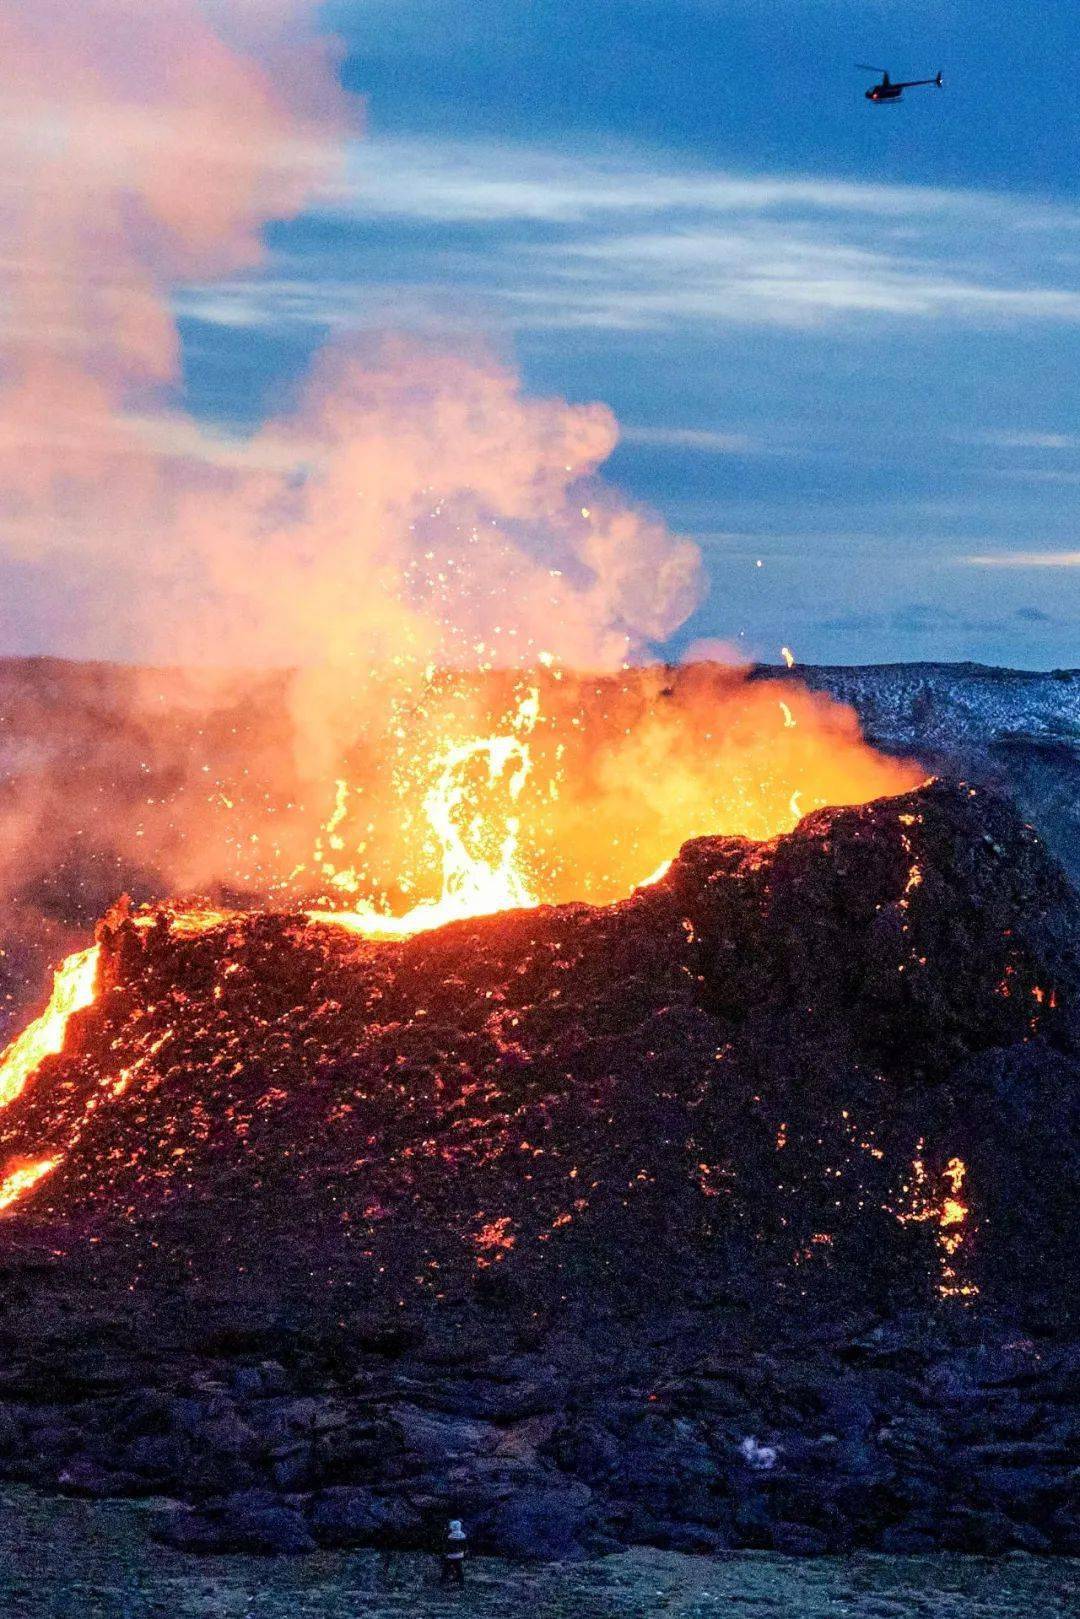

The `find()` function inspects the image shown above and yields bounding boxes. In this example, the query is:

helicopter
[858,65,943,103]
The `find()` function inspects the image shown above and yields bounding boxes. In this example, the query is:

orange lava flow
[0,1157,59,1212]
[0,945,100,1109]
[0,913,240,1213]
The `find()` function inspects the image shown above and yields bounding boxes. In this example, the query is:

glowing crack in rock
[893,1143,978,1300]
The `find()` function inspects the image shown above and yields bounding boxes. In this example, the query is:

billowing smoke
[0,0,346,633]
[0,1,701,675]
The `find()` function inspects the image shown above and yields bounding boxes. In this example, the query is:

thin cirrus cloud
[964,552,1080,568]
[991,470,1080,487]
[618,425,759,453]
[176,133,1080,338]
[962,431,1080,451]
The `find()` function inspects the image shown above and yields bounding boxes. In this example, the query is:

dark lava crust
[0,780,1075,1559]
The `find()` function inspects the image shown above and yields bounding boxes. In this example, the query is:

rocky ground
[768,662,1080,885]
[0,1488,1075,1619]
[0,659,1077,1568]
[0,780,1074,1560]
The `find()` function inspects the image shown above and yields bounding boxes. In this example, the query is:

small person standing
[439,1518,468,1587]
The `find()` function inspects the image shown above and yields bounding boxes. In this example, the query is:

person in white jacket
[440,1518,468,1586]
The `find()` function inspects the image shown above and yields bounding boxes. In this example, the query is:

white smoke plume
[0,1,703,674]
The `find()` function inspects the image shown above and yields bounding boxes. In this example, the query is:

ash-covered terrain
[0,778,1075,1559]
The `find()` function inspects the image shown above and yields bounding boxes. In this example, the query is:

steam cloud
[0,0,711,1005]
[0,0,702,670]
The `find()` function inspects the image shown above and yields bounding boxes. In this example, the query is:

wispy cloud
[816,601,1051,636]
[964,551,1080,568]
[990,469,1080,486]
[331,137,979,226]
[329,136,1080,235]
[178,133,1080,338]
[520,226,1080,330]
[962,430,1080,450]
[618,425,758,453]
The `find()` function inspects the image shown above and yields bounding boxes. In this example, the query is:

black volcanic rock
[0,779,1076,1557]
[766,662,1080,885]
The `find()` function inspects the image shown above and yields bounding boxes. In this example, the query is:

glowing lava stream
[0,945,100,1109]
[0,947,101,1211]
[0,1157,60,1213]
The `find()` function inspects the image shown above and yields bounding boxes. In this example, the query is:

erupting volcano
[0,728,1075,1557]
[0,0,1075,1583]
[0,662,922,1210]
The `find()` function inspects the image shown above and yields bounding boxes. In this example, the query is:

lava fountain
[309,690,542,939]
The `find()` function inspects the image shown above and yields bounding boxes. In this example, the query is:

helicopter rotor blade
[855,64,889,73]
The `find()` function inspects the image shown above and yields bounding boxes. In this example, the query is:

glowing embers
[894,1143,978,1300]
[132,906,234,938]
[0,945,100,1109]
[473,1215,517,1266]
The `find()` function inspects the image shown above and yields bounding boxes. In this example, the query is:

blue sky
[181,1,1079,666]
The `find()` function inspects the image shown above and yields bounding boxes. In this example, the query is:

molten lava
[0,1156,59,1212]
[0,946,99,1108]
[303,670,921,938]
[310,694,540,940]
